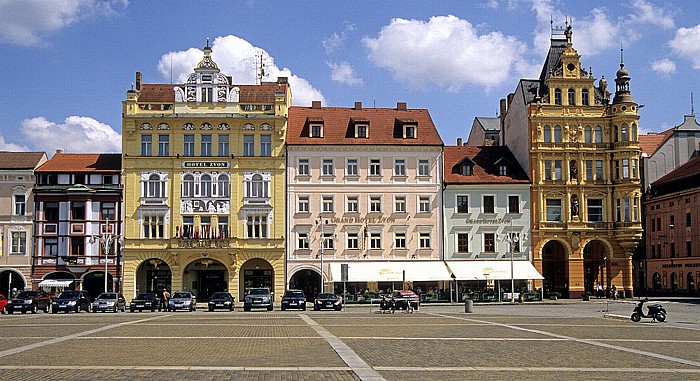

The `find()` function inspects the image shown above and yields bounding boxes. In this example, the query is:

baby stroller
[378,295,396,314]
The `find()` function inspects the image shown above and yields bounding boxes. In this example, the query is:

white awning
[329,261,453,282]
[445,260,544,280]
[38,280,74,288]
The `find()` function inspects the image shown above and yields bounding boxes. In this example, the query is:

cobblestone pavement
[0,300,697,380]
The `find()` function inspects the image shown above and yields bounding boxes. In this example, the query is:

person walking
[160,288,170,311]
[596,282,603,299]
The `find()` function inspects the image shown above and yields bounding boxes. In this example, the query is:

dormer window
[356,124,368,138]
[311,124,323,138]
[498,165,508,176]
[460,164,473,176]
[404,125,416,139]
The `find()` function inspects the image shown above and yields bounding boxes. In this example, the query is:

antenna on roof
[255,50,267,85]
[206,37,210,48]
[620,45,624,65]
[692,92,695,116]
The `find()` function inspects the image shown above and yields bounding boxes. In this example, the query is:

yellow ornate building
[501,25,642,298]
[121,43,290,302]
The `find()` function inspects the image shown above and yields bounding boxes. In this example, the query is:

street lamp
[501,219,528,303]
[89,218,122,294]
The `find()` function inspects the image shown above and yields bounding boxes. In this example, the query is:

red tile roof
[287,106,443,146]
[444,145,530,184]
[136,83,288,104]
[652,154,700,187]
[36,153,121,173]
[639,128,673,157]
[0,152,46,170]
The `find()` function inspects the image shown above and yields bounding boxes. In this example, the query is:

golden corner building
[121,43,289,303]
[502,24,642,298]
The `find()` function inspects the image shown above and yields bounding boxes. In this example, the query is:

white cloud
[651,58,676,76]
[158,35,325,107]
[669,25,700,69]
[628,0,675,29]
[327,62,363,86]
[0,0,128,46]
[0,135,29,152]
[363,15,529,91]
[323,22,356,54]
[21,116,121,154]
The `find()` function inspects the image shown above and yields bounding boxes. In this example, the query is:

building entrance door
[198,270,226,301]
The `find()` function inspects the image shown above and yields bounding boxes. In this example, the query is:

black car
[51,290,92,313]
[208,292,235,311]
[243,288,273,311]
[129,293,159,312]
[6,290,50,314]
[313,293,342,311]
[280,290,306,311]
[92,293,127,313]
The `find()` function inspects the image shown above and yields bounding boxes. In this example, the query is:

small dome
[616,63,629,78]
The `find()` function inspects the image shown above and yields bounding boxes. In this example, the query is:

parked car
[280,290,306,311]
[0,294,7,314]
[6,290,50,314]
[208,292,235,311]
[313,293,342,311]
[243,288,273,311]
[129,293,159,312]
[168,291,196,312]
[392,290,420,311]
[51,290,92,313]
[92,293,126,313]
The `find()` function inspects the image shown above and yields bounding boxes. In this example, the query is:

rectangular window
[158,134,169,156]
[457,233,469,253]
[395,196,406,213]
[322,196,334,212]
[483,195,495,214]
[369,196,382,213]
[418,159,430,176]
[688,241,692,257]
[322,159,334,176]
[70,236,84,255]
[587,199,604,222]
[323,233,335,250]
[586,160,593,181]
[404,125,416,138]
[246,215,268,239]
[419,232,431,249]
[101,202,115,221]
[544,160,552,180]
[484,233,495,252]
[243,135,254,157]
[298,233,309,250]
[218,134,229,156]
[297,196,309,213]
[369,159,381,176]
[623,198,632,222]
[44,238,58,256]
[45,202,59,222]
[632,159,637,179]
[347,233,359,250]
[143,215,164,239]
[370,232,381,249]
[356,125,367,138]
[595,160,603,180]
[182,216,194,238]
[184,134,195,156]
[200,134,212,156]
[687,212,692,227]
[546,199,562,222]
[141,134,152,156]
[670,243,676,258]
[346,159,358,176]
[394,159,406,176]
[103,174,113,185]
[260,135,271,156]
[14,195,25,216]
[11,232,27,255]
[622,159,630,179]
[71,201,85,220]
[200,216,211,238]
[508,196,519,214]
[395,232,406,249]
[217,216,228,238]
[311,124,323,138]
[347,196,359,213]
[419,196,431,213]
[670,214,675,228]
[554,160,562,180]
[457,196,469,213]
[298,159,309,176]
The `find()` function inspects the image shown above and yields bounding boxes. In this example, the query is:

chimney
[55,149,63,155]
[226,76,233,84]
[277,77,288,84]
[499,98,507,125]
[396,102,407,111]
[354,101,362,110]
[457,138,462,146]
[135,72,142,91]
[311,100,322,109]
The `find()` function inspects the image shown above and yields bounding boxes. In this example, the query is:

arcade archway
[541,240,568,297]
[582,240,610,294]
[135,259,172,295]
[0,270,25,297]
[289,268,321,299]
[183,258,228,301]
[239,258,273,301]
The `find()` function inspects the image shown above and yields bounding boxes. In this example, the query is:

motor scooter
[630,298,666,322]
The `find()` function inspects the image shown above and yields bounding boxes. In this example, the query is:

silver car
[92,293,126,313]
[168,291,196,312]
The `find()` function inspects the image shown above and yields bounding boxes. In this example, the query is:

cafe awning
[445,260,544,281]
[38,280,74,288]
[329,261,453,282]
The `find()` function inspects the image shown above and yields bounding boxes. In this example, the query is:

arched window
[594,126,603,143]
[568,88,575,105]
[631,123,638,141]
[217,175,229,197]
[554,89,562,105]
[201,174,212,197]
[621,124,629,141]
[613,126,619,142]
[250,174,264,198]
[148,174,162,198]
[543,125,552,142]
[581,88,589,106]
[553,125,562,142]
[182,174,194,197]
[584,126,592,143]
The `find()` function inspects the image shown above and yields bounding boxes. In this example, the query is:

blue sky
[0,0,699,154]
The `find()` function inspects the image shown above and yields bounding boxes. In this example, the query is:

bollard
[464,299,474,313]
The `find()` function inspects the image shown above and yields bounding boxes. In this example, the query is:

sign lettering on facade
[182,162,230,168]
